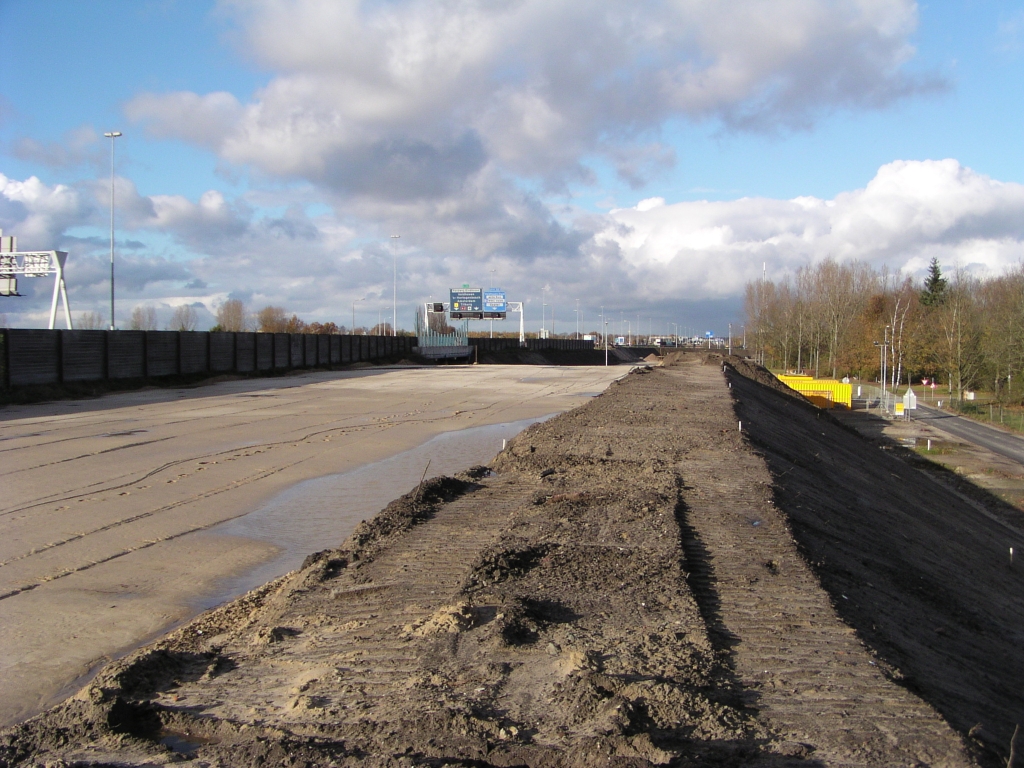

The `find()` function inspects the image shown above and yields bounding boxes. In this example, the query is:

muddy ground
[2,354,1022,767]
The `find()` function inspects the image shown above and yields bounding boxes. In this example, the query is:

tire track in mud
[164,475,539,725]
[1,413,471,517]
[665,362,972,767]
[0,461,309,601]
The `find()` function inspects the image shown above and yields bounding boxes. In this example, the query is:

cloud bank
[598,159,1024,300]
[127,0,931,198]
[3,159,1024,329]
[8,2,1017,330]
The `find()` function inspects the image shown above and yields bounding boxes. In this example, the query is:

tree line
[76,299,402,336]
[744,258,1024,402]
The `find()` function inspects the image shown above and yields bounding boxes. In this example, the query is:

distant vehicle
[615,336,626,346]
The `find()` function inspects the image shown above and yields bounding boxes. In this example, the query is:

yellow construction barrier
[777,374,852,409]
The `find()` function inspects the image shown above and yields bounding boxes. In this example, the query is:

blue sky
[2,0,1024,333]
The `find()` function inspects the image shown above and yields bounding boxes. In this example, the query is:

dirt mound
[4,363,1004,766]
[726,361,1024,765]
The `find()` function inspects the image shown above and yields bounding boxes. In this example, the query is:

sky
[2,0,1024,336]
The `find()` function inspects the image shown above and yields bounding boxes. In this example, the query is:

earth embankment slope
[0,359,990,766]
[725,357,1024,762]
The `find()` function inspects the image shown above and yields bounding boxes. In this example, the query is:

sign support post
[0,244,73,329]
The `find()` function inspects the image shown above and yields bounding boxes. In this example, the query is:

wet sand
[0,364,624,727]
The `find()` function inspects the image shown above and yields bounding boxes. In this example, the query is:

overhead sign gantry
[433,287,523,343]
[0,231,73,329]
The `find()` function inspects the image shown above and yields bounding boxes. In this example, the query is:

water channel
[198,414,555,609]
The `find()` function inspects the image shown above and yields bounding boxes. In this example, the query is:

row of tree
[744,258,1024,402]
[75,300,399,335]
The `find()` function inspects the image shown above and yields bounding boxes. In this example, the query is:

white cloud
[127,0,932,194]
[597,159,1024,299]
[0,173,94,246]
[124,92,244,150]
[4,159,1023,332]
[12,126,104,170]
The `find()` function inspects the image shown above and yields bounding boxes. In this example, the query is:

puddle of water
[159,729,220,753]
[197,414,553,610]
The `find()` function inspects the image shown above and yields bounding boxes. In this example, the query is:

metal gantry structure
[0,233,73,329]
[423,300,525,344]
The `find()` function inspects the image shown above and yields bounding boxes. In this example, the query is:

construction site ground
[2,354,1022,767]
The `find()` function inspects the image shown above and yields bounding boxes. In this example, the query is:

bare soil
[3,355,1021,767]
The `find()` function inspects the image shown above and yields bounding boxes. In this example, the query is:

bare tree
[215,299,248,332]
[815,259,875,379]
[743,277,772,366]
[256,306,288,333]
[284,314,307,333]
[78,311,105,329]
[938,267,982,399]
[879,272,922,389]
[978,265,1024,401]
[169,304,198,331]
[129,305,158,331]
[307,321,340,334]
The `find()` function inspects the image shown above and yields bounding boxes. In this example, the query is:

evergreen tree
[920,258,948,306]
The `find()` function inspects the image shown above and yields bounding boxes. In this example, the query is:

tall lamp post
[540,286,546,339]
[601,306,607,366]
[104,131,122,330]
[352,296,363,334]
[390,234,400,336]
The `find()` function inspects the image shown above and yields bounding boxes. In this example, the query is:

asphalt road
[913,403,1024,465]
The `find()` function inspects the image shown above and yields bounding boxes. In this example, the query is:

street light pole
[603,310,608,367]
[390,234,400,336]
[540,287,545,339]
[600,307,606,365]
[104,131,122,330]
[352,297,363,333]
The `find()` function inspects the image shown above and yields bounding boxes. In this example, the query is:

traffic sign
[483,288,506,319]
[450,288,483,319]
